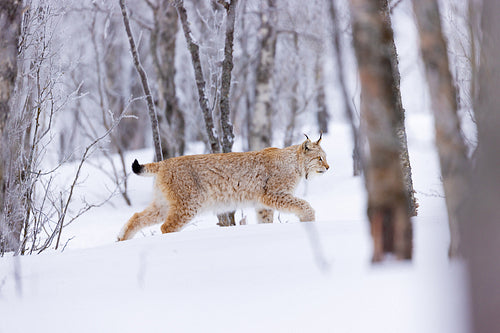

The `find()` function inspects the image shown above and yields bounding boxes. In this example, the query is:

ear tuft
[304,133,310,141]
[316,131,323,144]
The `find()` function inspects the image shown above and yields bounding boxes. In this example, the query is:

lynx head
[301,133,330,179]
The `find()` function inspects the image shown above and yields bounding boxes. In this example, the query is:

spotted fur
[118,137,329,241]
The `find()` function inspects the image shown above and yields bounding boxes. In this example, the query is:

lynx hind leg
[261,193,315,222]
[256,208,274,224]
[118,202,168,241]
[160,203,199,234]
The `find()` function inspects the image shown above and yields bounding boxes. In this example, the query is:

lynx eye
[318,157,323,162]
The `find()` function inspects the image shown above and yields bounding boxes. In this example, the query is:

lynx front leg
[260,193,315,222]
[118,203,168,241]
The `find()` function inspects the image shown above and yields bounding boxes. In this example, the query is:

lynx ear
[302,139,311,151]
[316,132,323,144]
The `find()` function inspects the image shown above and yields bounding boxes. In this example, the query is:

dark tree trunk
[0,0,22,253]
[412,0,470,257]
[348,0,412,262]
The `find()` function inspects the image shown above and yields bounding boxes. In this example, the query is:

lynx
[117,135,329,241]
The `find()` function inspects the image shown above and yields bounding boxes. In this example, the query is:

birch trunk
[0,0,22,253]
[412,0,470,257]
[249,0,276,152]
[348,0,412,262]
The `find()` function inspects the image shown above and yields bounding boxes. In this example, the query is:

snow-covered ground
[0,114,470,333]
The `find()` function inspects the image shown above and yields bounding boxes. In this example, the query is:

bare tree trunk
[328,0,364,176]
[119,0,163,162]
[150,0,185,159]
[0,0,22,253]
[219,0,237,155]
[462,1,500,330]
[348,0,412,262]
[249,0,276,152]
[412,0,470,257]
[381,1,418,217]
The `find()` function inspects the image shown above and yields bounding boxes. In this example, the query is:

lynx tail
[132,159,143,175]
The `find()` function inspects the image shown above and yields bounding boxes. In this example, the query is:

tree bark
[381,1,418,217]
[412,0,470,257]
[219,0,237,155]
[119,0,163,162]
[348,0,412,262]
[0,0,22,253]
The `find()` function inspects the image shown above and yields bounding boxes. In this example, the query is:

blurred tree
[0,0,22,253]
[149,0,185,159]
[462,0,500,331]
[348,0,413,262]
[412,0,470,257]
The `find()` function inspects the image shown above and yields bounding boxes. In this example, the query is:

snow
[0,114,470,333]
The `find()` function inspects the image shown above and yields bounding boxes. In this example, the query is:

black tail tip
[132,159,142,174]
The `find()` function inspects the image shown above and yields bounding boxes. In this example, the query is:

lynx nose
[325,163,330,170]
